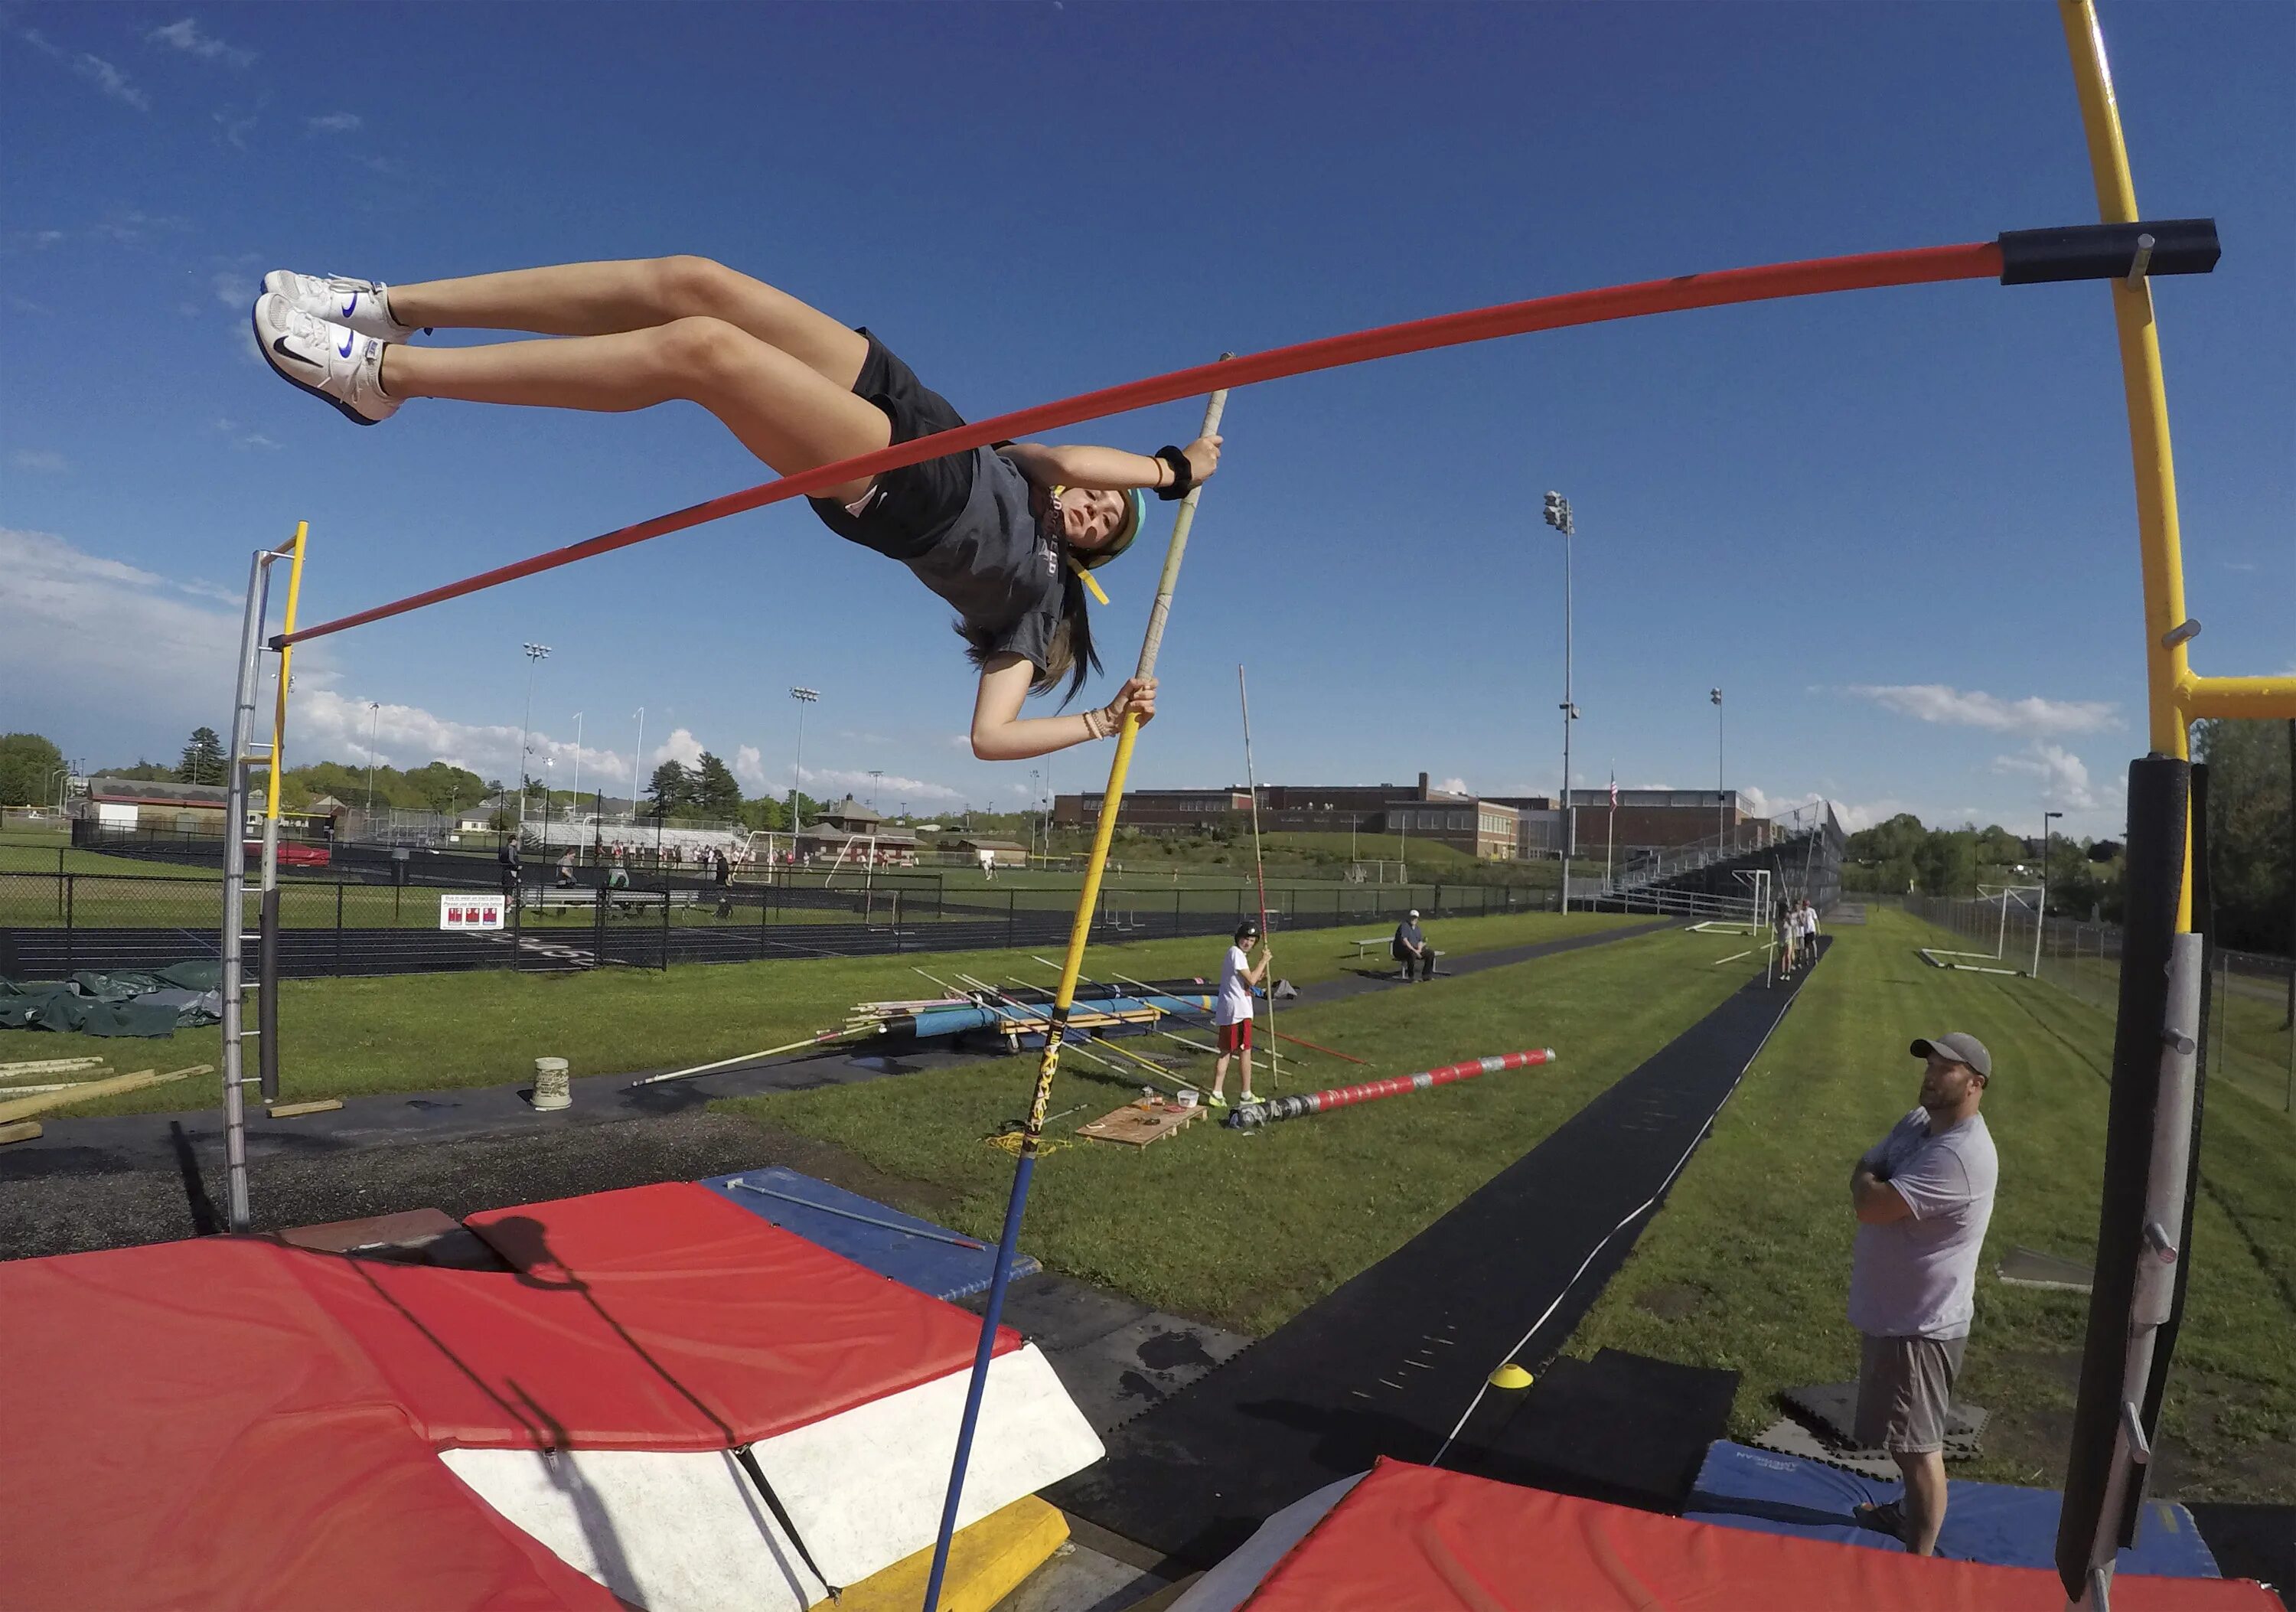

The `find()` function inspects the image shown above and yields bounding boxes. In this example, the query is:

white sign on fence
[439,893,507,932]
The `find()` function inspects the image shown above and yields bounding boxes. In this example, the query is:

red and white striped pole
[1225,1048,1555,1128]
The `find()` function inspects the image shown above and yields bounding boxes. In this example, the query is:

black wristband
[1154,445,1193,502]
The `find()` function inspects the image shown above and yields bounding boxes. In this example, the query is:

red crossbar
[279,240,2001,645]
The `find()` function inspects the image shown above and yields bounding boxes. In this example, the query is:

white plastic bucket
[532,1056,571,1111]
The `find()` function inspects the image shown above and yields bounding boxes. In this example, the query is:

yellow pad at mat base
[831,1494,1067,1612]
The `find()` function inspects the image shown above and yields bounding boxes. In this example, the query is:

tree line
[1841,717,2291,955]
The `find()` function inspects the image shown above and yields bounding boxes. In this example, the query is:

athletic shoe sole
[251,298,380,426]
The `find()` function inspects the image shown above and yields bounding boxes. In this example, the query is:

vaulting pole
[921,373,1231,1612]
[1238,664,1277,1090]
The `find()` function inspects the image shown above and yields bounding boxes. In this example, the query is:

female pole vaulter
[253,257,1221,762]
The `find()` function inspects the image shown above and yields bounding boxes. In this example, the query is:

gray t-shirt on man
[1848,1109,1998,1340]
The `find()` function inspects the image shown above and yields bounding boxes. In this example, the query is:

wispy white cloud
[212,107,259,151]
[733,745,768,791]
[10,449,69,473]
[801,766,964,805]
[1846,684,2118,737]
[212,269,253,307]
[15,27,152,110]
[1438,775,1469,796]
[147,18,255,67]
[308,111,363,133]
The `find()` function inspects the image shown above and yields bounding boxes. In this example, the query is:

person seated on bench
[1393,909,1434,981]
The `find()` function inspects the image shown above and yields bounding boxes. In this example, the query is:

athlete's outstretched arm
[970,655,1155,761]
[1003,436,1221,491]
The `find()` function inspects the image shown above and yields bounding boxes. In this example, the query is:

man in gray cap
[1846,1031,1998,1556]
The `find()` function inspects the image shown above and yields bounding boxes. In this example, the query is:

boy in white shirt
[1211,919,1273,1108]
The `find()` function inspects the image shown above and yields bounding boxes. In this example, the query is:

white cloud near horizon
[1991,742,2105,812]
[1847,684,2118,737]
[0,527,276,727]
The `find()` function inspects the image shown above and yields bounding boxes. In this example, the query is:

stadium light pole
[788,687,818,859]
[364,701,380,815]
[1544,491,1578,912]
[2038,808,2063,976]
[517,642,550,831]
[868,768,884,811]
[569,713,583,827]
[1711,688,1725,847]
[630,706,645,824]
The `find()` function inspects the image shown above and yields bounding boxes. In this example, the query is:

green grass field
[3,909,1641,1116]
[718,925,1758,1335]
[1567,906,2295,1501]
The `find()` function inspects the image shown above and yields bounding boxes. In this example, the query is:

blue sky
[4,2,2289,837]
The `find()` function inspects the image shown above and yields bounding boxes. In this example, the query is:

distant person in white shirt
[1847,1032,1999,1557]
[1211,919,1273,1109]
[978,847,998,881]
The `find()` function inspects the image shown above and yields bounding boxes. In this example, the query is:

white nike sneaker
[252,292,398,425]
[260,270,419,341]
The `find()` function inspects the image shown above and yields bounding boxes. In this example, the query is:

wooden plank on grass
[0,1065,208,1124]
[269,1098,344,1118]
[0,1057,108,1077]
[0,1120,43,1145]
[1077,1101,1205,1148]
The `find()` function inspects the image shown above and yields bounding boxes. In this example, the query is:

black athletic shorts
[808,328,975,562]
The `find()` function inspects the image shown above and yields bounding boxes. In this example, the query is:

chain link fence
[2,865,1556,984]
[1890,892,2295,1114]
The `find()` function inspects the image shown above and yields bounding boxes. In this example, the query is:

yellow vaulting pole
[1028,375,1233,1134]
[922,366,1231,1612]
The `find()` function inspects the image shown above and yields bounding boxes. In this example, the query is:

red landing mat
[1240,1459,2279,1612]
[0,1181,1020,1609]
[0,1237,616,1611]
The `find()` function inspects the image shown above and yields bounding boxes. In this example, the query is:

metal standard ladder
[217,524,307,1232]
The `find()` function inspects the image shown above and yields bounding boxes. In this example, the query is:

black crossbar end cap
[1998,219,2219,285]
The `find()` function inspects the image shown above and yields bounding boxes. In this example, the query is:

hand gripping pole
[918,371,1230,1612]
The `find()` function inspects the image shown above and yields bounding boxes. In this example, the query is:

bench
[1348,935,1445,974]
[520,887,701,915]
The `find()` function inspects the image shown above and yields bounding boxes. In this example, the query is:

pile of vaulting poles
[1226,1048,1555,1130]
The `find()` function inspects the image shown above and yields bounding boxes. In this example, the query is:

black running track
[1050,939,1829,1568]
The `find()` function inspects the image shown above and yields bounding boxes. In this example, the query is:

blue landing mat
[699,1166,1037,1301]
[1685,1441,2222,1578]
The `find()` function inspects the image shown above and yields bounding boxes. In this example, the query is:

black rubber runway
[1051,940,1828,1567]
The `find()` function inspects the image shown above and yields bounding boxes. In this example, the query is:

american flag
[1609,773,1619,809]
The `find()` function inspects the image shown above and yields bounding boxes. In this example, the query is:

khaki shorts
[1855,1333,1967,1454]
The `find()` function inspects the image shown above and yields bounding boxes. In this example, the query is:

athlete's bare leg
[381,318,889,504]
[386,256,869,390]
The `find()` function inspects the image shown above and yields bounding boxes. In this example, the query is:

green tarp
[0,963,223,1037]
